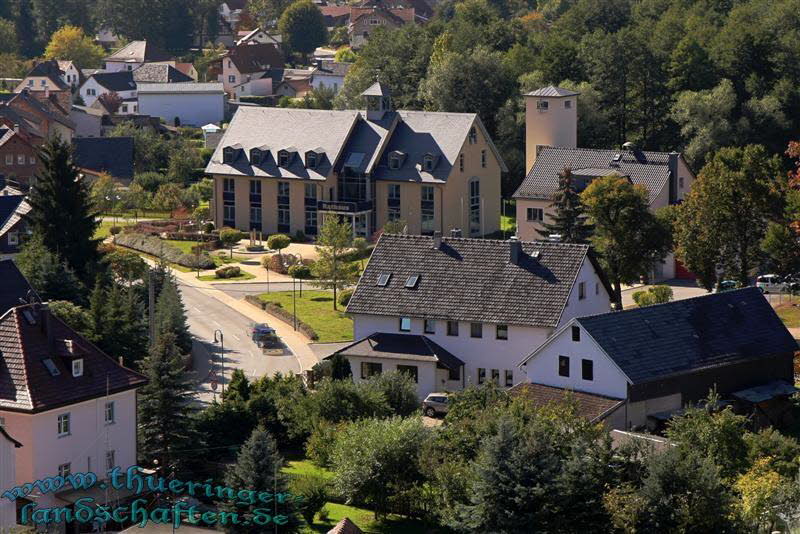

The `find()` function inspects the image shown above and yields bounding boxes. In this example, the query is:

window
[58,463,71,477]
[470,323,482,338]
[422,186,434,202]
[27,79,33,87]
[278,151,290,167]
[504,370,514,387]
[399,317,411,332]
[306,152,317,169]
[447,321,459,336]
[459,153,464,172]
[527,207,544,222]
[223,148,235,164]
[571,326,580,342]
[8,232,18,246]
[376,273,391,286]
[558,356,570,377]
[404,275,420,288]
[481,149,486,168]
[278,181,290,231]
[29,156,35,165]
[469,179,480,236]
[423,155,435,171]
[582,359,593,381]
[278,207,290,227]
[250,179,261,196]
[250,206,262,227]
[578,282,586,300]
[496,324,508,340]
[491,369,500,384]
[105,402,115,424]
[448,366,460,381]
[536,100,549,110]
[304,209,317,230]
[388,184,400,200]
[40,80,46,86]
[17,154,24,165]
[4,154,12,165]
[223,205,235,224]
[106,450,116,471]
[250,149,262,165]
[397,365,418,383]
[477,368,485,384]
[424,319,436,334]
[468,127,477,144]
[228,75,235,83]
[121,104,128,113]
[278,182,290,197]
[304,183,317,201]
[679,176,684,188]
[389,154,401,169]
[58,413,70,436]
[361,362,382,379]
[565,100,572,109]
[72,359,83,377]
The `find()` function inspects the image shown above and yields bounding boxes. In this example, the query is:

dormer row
[222,145,326,170]
[387,150,439,172]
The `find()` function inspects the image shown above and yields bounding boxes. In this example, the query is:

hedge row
[244,295,319,341]
[339,245,375,263]
[115,233,215,269]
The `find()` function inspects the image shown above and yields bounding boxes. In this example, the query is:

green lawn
[95,221,134,240]
[258,291,353,342]
[775,303,800,328]
[164,239,197,254]
[284,460,335,483]
[198,271,255,282]
[113,245,193,273]
[304,502,436,534]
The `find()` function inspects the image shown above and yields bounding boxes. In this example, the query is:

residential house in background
[236,28,282,47]
[4,89,75,141]
[518,288,797,430]
[513,85,696,280]
[73,137,135,183]
[0,302,147,520]
[219,43,284,95]
[0,192,31,255]
[137,83,225,126]
[0,126,39,187]
[132,64,194,85]
[70,105,104,137]
[274,77,311,99]
[103,40,173,72]
[310,61,351,93]
[57,61,85,89]
[340,233,612,398]
[175,62,199,80]
[349,4,415,48]
[206,82,506,238]
[80,71,137,110]
[13,60,73,112]
[219,0,247,30]
[319,4,351,28]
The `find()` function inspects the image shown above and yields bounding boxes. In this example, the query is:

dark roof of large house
[328,333,464,370]
[510,382,624,422]
[0,304,147,412]
[25,60,69,90]
[227,43,284,74]
[513,146,679,204]
[347,234,612,328]
[0,261,36,316]
[575,287,798,384]
[132,64,193,84]
[90,71,137,92]
[104,41,171,63]
[73,137,135,180]
[313,60,352,78]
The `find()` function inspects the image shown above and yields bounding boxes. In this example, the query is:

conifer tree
[224,369,251,403]
[541,167,593,244]
[138,331,196,473]
[15,232,84,303]
[154,276,192,354]
[221,426,302,533]
[25,136,99,282]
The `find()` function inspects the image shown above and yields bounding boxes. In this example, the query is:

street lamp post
[213,329,225,397]
[292,277,297,331]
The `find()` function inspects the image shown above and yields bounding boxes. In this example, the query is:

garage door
[675,259,696,280]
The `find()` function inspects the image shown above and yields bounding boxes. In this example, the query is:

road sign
[210,380,218,391]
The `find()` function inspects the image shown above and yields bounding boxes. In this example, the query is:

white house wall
[557,257,612,327]
[520,321,629,399]
[138,93,224,127]
[346,355,444,398]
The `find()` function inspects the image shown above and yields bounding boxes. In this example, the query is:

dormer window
[250,149,262,165]
[72,358,83,378]
[389,153,402,170]
[306,152,317,169]
[278,151,291,167]
[223,147,235,164]
[422,154,436,172]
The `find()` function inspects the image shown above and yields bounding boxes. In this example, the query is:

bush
[337,288,354,307]
[294,230,308,243]
[244,296,319,340]
[289,476,329,525]
[115,232,215,269]
[633,285,674,308]
[203,222,215,233]
[288,264,312,280]
[215,265,242,279]
[339,244,375,263]
[306,421,341,468]
[109,226,122,236]
[267,233,291,254]
[263,253,299,274]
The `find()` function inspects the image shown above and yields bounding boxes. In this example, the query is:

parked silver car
[422,393,450,417]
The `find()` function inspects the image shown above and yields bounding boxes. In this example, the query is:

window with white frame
[17,154,24,165]
[106,450,115,471]
[105,401,115,424]
[58,463,71,477]
[578,282,586,300]
[57,413,70,436]
[399,317,411,332]
[481,149,486,168]
[526,207,544,222]
[5,154,12,165]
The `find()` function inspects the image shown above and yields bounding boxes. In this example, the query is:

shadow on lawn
[311,296,334,302]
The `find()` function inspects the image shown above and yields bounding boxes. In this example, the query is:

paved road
[621,279,707,307]
[177,279,301,405]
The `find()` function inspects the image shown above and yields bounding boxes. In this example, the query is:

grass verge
[775,303,800,328]
[258,291,353,342]
[198,271,255,282]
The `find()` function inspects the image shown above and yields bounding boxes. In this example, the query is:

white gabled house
[335,232,613,398]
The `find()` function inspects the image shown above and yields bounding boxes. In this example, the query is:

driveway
[621,279,708,308]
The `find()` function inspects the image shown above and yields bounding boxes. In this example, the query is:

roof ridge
[542,145,680,157]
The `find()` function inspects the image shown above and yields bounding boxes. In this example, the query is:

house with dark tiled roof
[80,71,138,111]
[73,137,135,183]
[13,60,73,113]
[219,43,284,95]
[342,232,612,397]
[518,288,798,430]
[349,4,415,48]
[103,40,172,72]
[0,193,30,254]
[206,82,506,239]
[0,302,146,514]
[513,86,697,280]
[0,260,36,313]
[310,60,352,93]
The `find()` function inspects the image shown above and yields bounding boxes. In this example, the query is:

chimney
[509,236,522,265]
[40,305,55,352]
[450,228,462,238]
[12,124,18,133]
[432,230,442,249]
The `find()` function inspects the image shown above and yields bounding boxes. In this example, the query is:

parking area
[621,279,707,308]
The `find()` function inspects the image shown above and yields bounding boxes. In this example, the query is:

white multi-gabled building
[337,232,613,398]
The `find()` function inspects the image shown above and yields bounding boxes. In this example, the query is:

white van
[756,274,784,294]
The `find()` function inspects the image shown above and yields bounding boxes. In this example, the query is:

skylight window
[43,358,60,376]
[377,273,391,286]
[404,275,420,288]
[531,250,540,259]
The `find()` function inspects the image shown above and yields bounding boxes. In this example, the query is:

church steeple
[361,81,392,121]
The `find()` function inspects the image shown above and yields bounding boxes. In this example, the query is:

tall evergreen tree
[221,426,301,534]
[154,276,192,354]
[25,136,99,282]
[138,331,196,473]
[15,232,85,303]
[541,167,593,244]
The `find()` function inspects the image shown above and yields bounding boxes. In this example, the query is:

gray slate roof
[105,41,171,63]
[362,81,391,97]
[329,332,464,370]
[576,287,798,384]
[513,146,674,204]
[133,64,193,84]
[0,260,36,315]
[136,82,224,94]
[73,137,135,180]
[90,71,136,92]
[526,86,579,98]
[347,234,610,328]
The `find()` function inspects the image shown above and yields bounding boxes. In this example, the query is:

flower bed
[115,233,215,269]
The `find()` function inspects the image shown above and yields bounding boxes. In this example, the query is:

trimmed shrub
[263,253,299,274]
[267,234,291,254]
[288,264,312,280]
[244,296,319,340]
[215,265,242,279]
[337,288,354,307]
[115,233,215,269]
[109,226,122,236]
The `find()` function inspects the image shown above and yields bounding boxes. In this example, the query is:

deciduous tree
[44,25,104,68]
[278,0,326,62]
[311,216,359,310]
